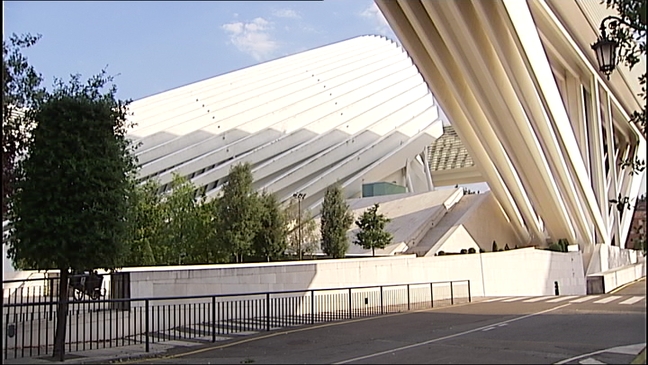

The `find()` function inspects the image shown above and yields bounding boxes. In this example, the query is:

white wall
[126,248,587,299]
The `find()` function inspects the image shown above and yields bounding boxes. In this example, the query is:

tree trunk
[53,267,69,361]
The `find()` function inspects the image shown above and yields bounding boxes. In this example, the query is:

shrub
[479,248,485,253]
[504,244,510,250]
[468,247,476,254]
[460,249,468,254]
[547,243,563,252]
[492,241,498,252]
[438,251,446,256]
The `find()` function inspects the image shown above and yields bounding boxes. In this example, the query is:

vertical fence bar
[380,286,384,315]
[211,297,216,342]
[145,300,150,353]
[348,288,352,319]
[468,280,471,303]
[407,284,411,311]
[450,281,454,305]
[430,283,434,308]
[265,293,270,331]
[311,291,315,324]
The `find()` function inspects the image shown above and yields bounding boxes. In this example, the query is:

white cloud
[221,17,279,61]
[272,8,300,19]
[359,2,391,36]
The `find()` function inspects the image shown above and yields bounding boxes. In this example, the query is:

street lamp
[591,16,633,80]
[292,192,306,260]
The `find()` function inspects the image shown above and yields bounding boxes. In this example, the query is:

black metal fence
[2,279,470,360]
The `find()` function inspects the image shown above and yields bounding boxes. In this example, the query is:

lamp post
[591,15,636,80]
[292,192,306,260]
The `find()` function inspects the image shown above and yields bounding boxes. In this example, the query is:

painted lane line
[555,343,646,364]
[482,327,495,331]
[579,358,605,364]
[334,303,572,364]
[502,296,530,302]
[524,296,553,302]
[593,295,621,304]
[619,296,644,305]
[570,296,599,303]
[546,296,577,303]
[484,297,513,302]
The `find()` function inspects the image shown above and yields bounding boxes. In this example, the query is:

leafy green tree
[8,71,136,360]
[123,174,220,266]
[2,33,46,219]
[285,200,319,259]
[320,183,353,259]
[122,179,163,267]
[253,191,287,261]
[354,203,392,257]
[213,162,260,263]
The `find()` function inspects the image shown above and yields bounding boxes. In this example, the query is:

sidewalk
[3,340,201,364]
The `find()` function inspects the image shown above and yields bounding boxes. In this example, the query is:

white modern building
[376,0,646,266]
[126,35,445,212]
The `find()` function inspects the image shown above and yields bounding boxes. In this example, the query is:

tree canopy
[354,203,392,257]
[8,71,136,272]
[2,33,46,219]
[320,183,353,259]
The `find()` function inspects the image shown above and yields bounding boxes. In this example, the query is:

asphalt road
[130,279,646,364]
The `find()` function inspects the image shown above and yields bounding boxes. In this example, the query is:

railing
[2,280,470,360]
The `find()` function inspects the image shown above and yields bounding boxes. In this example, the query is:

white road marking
[483,297,513,302]
[524,296,553,302]
[593,296,621,304]
[333,303,572,364]
[570,296,599,303]
[619,296,644,305]
[578,358,606,364]
[482,327,495,331]
[502,297,530,302]
[555,343,645,364]
[546,296,577,303]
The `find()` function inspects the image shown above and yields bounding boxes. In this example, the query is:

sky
[4,0,396,101]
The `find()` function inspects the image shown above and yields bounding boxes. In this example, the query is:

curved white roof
[127,35,443,211]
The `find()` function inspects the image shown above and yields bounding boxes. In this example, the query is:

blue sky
[3,0,396,101]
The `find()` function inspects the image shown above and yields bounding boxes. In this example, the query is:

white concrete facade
[126,35,444,212]
[375,0,646,263]
[123,249,588,299]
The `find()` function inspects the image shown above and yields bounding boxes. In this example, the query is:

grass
[631,347,646,364]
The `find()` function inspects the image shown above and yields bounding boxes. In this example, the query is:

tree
[7,71,136,360]
[253,191,288,261]
[2,33,46,220]
[354,203,392,257]
[122,179,163,267]
[213,162,260,263]
[492,241,498,252]
[603,0,646,170]
[285,201,319,259]
[157,174,214,265]
[320,183,353,259]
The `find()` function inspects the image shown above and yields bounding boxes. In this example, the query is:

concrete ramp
[407,191,521,256]
[345,188,463,255]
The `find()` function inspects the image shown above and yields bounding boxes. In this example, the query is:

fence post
[145,300,150,353]
[467,280,471,303]
[407,284,410,311]
[430,283,434,308]
[310,291,315,325]
[211,296,216,342]
[450,282,454,305]
[380,286,384,315]
[348,288,352,319]
[266,293,270,331]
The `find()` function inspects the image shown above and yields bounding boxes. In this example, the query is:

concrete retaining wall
[124,247,586,299]
[586,259,646,294]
